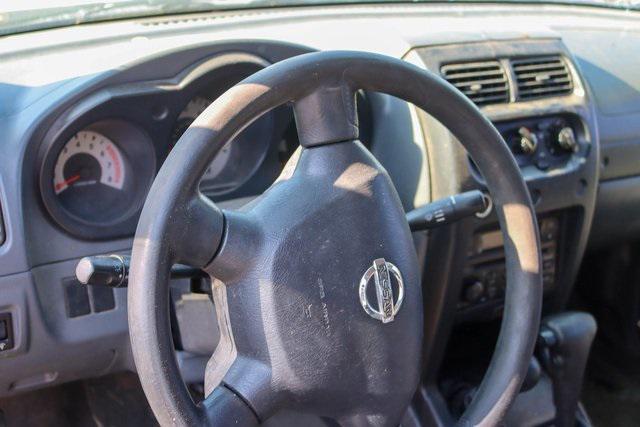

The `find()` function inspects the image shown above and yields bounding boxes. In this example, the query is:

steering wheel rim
[128,50,542,426]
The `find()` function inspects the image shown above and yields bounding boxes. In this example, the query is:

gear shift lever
[538,312,597,427]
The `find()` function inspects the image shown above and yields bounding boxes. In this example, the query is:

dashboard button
[464,281,485,303]
[540,218,559,241]
[535,152,550,170]
[0,313,13,352]
[543,259,555,271]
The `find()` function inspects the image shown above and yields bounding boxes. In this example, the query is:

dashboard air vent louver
[512,56,573,101]
[440,61,510,106]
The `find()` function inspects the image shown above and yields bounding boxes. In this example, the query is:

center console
[454,106,589,320]
[411,37,600,426]
[456,102,589,318]
[454,110,587,319]
[456,111,587,321]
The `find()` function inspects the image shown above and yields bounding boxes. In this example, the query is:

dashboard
[0,3,639,424]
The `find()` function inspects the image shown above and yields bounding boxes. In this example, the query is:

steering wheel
[128,51,542,426]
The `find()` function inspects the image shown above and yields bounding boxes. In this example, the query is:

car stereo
[458,216,559,313]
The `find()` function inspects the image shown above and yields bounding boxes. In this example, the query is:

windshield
[2,0,640,37]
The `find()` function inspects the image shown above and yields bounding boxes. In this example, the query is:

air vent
[512,56,573,101]
[441,61,510,106]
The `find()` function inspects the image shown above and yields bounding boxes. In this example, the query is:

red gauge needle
[55,174,81,191]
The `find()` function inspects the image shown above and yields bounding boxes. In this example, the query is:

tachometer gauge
[202,145,232,182]
[171,96,233,184]
[169,60,281,197]
[170,96,214,144]
[178,96,210,121]
[53,130,125,194]
[51,130,134,224]
[41,119,155,240]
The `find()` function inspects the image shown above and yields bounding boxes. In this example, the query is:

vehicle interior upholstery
[1,2,640,426]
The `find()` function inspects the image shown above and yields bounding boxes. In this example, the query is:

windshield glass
[2,0,640,37]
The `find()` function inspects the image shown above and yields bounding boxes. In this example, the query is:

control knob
[555,126,578,153]
[464,280,485,303]
[517,127,538,155]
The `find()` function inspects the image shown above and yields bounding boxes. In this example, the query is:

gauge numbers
[53,131,125,194]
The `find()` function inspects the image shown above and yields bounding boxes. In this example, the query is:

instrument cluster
[38,52,295,240]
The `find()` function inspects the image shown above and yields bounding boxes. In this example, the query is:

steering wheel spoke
[170,193,225,268]
[293,79,359,147]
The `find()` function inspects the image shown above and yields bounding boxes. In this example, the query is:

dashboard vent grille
[512,56,573,101]
[440,61,510,106]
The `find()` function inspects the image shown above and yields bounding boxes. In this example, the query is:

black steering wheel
[128,51,542,426]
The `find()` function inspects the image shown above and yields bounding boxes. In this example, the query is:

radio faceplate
[457,217,559,315]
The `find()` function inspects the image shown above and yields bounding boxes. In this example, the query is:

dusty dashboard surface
[0,3,638,418]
